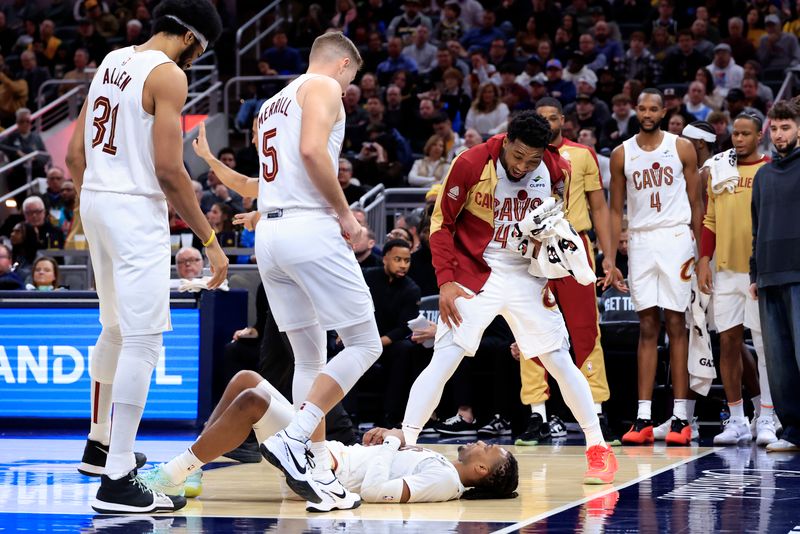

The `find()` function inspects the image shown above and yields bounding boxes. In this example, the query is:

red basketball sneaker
[621,419,654,445]
[665,418,692,446]
[584,444,618,484]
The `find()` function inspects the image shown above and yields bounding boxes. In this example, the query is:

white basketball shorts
[628,225,695,313]
[255,210,374,332]
[713,269,760,333]
[436,261,568,358]
[81,189,172,336]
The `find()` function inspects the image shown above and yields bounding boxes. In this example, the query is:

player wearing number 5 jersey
[192,32,382,512]
[607,89,704,447]
[65,0,227,514]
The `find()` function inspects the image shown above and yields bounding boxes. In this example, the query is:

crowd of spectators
[3,0,800,437]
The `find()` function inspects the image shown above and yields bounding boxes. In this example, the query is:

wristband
[383,435,402,449]
[203,232,216,247]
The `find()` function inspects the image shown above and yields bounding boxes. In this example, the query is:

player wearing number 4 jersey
[65,0,227,514]
[192,32,382,512]
[607,89,705,447]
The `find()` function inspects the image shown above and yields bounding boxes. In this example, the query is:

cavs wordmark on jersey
[622,132,690,231]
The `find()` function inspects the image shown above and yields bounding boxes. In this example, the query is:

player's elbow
[154,162,184,189]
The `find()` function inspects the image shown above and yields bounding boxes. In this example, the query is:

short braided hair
[461,452,519,500]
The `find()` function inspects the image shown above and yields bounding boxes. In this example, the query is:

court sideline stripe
[491,447,719,534]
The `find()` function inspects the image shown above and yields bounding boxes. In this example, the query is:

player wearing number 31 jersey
[607,89,704,447]
[65,0,227,514]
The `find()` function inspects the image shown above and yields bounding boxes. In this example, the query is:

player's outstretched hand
[696,257,713,295]
[192,122,213,161]
[363,427,405,446]
[204,239,229,290]
[439,281,472,328]
[233,211,261,231]
[338,211,363,243]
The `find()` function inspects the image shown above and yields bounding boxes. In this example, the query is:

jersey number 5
[91,97,119,156]
[261,128,278,182]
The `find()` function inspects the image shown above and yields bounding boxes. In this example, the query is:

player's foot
[713,417,752,446]
[621,419,654,445]
[755,415,779,446]
[548,415,568,437]
[305,471,361,513]
[78,439,147,477]
[766,439,800,453]
[184,471,202,498]
[515,413,550,446]
[585,489,620,518]
[419,418,440,437]
[478,414,512,436]
[436,414,478,436]
[656,416,699,441]
[665,418,692,446]
[91,470,186,514]
[598,414,621,446]
[138,464,185,497]
[262,430,323,504]
[583,444,618,484]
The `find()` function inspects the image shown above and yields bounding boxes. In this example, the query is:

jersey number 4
[261,128,278,182]
[650,191,662,212]
[91,96,119,155]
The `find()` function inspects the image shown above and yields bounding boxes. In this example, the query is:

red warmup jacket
[429,134,571,293]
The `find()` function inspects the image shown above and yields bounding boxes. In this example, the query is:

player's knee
[638,315,660,339]
[102,324,123,346]
[236,388,269,423]
[663,312,687,337]
[90,325,124,383]
[231,370,264,391]
[122,333,162,368]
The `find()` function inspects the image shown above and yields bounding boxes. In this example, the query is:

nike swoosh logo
[329,488,347,499]
[285,441,306,475]
[94,445,108,454]
[631,155,640,160]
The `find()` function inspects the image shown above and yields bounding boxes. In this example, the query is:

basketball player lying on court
[141,371,519,511]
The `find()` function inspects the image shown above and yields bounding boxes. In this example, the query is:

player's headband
[165,15,208,52]
[682,124,716,143]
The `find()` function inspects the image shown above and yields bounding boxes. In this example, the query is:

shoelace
[304,449,316,471]
[586,446,607,468]
[443,414,463,425]
[132,473,166,498]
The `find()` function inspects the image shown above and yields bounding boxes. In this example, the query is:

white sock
[686,399,696,420]
[88,381,113,445]
[728,399,745,420]
[285,401,324,440]
[760,403,774,419]
[593,402,602,415]
[163,448,203,485]
[105,402,143,479]
[637,400,652,420]
[582,420,606,449]
[530,402,547,420]
[309,441,332,474]
[673,399,688,420]
[401,423,421,447]
[751,395,761,417]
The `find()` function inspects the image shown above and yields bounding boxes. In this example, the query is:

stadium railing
[235,1,285,98]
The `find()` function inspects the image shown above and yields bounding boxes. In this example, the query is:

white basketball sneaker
[713,417,752,446]
[261,430,322,504]
[305,471,361,513]
[654,416,699,441]
[755,415,779,446]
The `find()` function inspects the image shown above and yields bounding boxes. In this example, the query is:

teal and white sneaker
[139,464,185,497]
[184,471,203,498]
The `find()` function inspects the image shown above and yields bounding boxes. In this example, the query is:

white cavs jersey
[82,47,173,198]
[483,159,552,268]
[622,132,690,231]
[256,73,345,212]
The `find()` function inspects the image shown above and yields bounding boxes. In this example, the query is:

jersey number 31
[91,97,119,156]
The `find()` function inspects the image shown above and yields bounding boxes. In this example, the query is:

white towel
[687,275,716,395]
[706,148,739,195]
[509,201,597,286]
[177,277,230,293]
